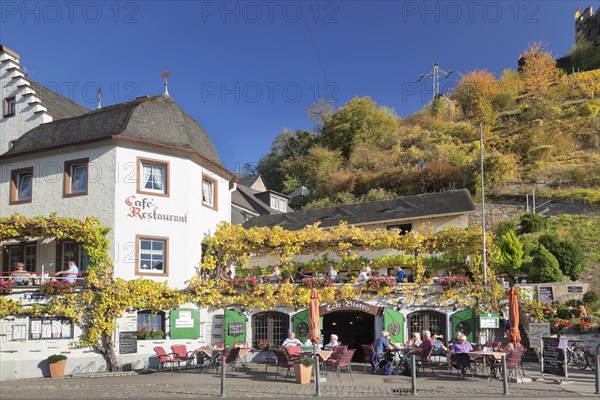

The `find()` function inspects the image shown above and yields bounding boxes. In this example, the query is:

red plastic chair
[153,347,182,374]
[267,349,294,381]
[171,344,195,369]
[361,344,374,372]
[283,345,301,360]
[327,349,355,381]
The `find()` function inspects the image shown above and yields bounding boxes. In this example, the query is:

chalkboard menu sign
[539,287,554,304]
[542,337,565,377]
[228,322,245,337]
[567,286,583,293]
[119,331,138,354]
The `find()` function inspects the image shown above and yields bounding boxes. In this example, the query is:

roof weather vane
[162,70,170,96]
[96,87,102,109]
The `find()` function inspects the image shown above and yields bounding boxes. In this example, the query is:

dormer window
[270,194,287,212]
[3,96,16,117]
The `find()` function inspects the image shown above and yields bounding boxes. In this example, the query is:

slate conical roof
[1,95,223,170]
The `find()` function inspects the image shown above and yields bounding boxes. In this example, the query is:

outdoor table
[300,349,333,362]
[467,351,504,376]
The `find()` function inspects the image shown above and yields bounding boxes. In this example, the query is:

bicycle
[566,340,589,370]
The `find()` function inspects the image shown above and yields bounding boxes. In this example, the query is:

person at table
[219,266,232,282]
[432,333,449,357]
[413,330,434,359]
[55,259,79,284]
[449,334,473,377]
[357,265,371,283]
[402,332,421,352]
[395,266,406,283]
[295,266,309,282]
[326,264,338,282]
[281,332,302,347]
[11,262,31,286]
[264,265,281,283]
[371,330,394,373]
[323,334,340,350]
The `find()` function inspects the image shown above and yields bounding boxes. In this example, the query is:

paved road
[0,362,597,399]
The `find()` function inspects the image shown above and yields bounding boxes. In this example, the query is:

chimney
[0,45,21,62]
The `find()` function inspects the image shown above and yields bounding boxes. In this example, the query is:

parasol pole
[314,341,321,396]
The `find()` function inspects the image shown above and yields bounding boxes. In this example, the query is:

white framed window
[136,236,168,276]
[30,317,73,340]
[10,167,33,204]
[202,175,218,211]
[64,158,89,197]
[137,157,169,196]
[270,194,288,212]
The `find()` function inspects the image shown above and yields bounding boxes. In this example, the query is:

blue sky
[0,1,587,173]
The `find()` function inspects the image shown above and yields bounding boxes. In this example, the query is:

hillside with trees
[256,43,600,208]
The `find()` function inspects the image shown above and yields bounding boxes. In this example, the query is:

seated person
[449,334,473,377]
[372,330,394,373]
[432,334,448,356]
[402,332,422,353]
[395,267,406,283]
[357,266,371,283]
[295,266,309,282]
[281,332,302,347]
[265,265,281,283]
[412,330,434,360]
[219,266,232,282]
[11,262,31,286]
[323,334,340,350]
[55,260,79,284]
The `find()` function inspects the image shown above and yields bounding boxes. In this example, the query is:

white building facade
[0,45,235,380]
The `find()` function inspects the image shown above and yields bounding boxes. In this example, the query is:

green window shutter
[225,310,246,348]
[384,309,404,345]
[452,309,475,343]
[169,309,200,340]
[292,309,309,343]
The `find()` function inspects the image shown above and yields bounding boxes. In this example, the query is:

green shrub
[294,356,315,366]
[519,213,546,234]
[583,291,599,305]
[578,101,599,117]
[495,220,517,238]
[528,245,564,283]
[47,354,67,364]
[538,234,560,251]
[555,305,572,319]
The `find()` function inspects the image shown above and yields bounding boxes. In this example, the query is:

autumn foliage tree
[452,69,501,125]
[520,42,561,97]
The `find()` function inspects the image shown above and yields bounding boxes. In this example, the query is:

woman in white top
[323,334,340,350]
[357,266,371,283]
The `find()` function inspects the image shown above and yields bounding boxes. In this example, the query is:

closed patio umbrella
[308,289,321,396]
[507,288,521,344]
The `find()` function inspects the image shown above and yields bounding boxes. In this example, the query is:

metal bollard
[595,355,599,395]
[221,351,226,398]
[411,354,417,395]
[502,355,509,396]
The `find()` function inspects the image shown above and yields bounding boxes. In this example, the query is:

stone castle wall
[576,6,600,46]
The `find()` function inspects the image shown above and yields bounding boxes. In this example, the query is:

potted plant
[47,354,67,379]
[281,270,291,284]
[293,356,315,384]
[574,319,592,333]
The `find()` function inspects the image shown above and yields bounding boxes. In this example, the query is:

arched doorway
[406,310,447,338]
[323,311,374,362]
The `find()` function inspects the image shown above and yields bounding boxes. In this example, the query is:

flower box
[302,277,333,289]
[363,276,396,291]
[439,275,471,289]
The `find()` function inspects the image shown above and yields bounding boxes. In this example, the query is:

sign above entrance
[320,300,384,316]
